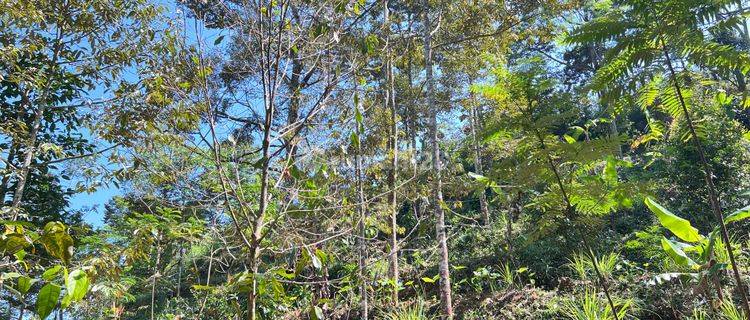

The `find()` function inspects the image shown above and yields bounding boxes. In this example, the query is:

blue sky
[67,1,224,227]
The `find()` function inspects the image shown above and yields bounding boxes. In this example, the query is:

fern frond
[680,39,750,74]
[592,39,658,90]
[636,76,663,110]
[567,12,633,45]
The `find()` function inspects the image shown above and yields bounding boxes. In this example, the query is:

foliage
[4,0,750,319]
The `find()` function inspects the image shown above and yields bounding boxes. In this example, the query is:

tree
[570,0,750,314]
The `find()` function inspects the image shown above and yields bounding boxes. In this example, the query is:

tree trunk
[11,24,65,220]
[11,105,45,217]
[354,89,369,320]
[384,0,400,306]
[0,141,18,204]
[661,39,750,317]
[248,104,273,320]
[423,1,454,317]
[151,242,162,320]
[468,103,490,225]
[505,194,518,265]
[176,245,183,297]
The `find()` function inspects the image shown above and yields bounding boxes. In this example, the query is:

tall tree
[571,0,750,314]
[422,0,454,317]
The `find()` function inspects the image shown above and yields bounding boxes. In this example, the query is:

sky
[66,1,224,227]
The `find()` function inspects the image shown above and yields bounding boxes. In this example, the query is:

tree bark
[151,242,162,320]
[423,0,454,317]
[354,89,369,320]
[11,104,44,217]
[11,22,66,219]
[384,0,400,306]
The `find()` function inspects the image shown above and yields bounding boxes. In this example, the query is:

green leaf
[724,204,750,224]
[62,269,89,308]
[274,269,295,280]
[468,172,491,185]
[0,233,33,254]
[42,265,63,281]
[192,284,214,291]
[661,237,697,268]
[40,222,74,264]
[350,132,359,148]
[700,228,720,262]
[421,277,435,283]
[354,106,363,126]
[0,220,36,228]
[602,157,618,184]
[306,248,322,270]
[17,275,34,294]
[36,283,61,320]
[310,305,325,320]
[14,249,26,261]
[214,35,225,45]
[645,197,702,242]
[563,134,577,144]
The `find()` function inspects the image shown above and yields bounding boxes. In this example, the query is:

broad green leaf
[17,275,34,294]
[42,265,63,281]
[310,305,325,320]
[602,157,618,184]
[645,197,701,242]
[421,277,435,283]
[36,283,61,320]
[40,222,74,264]
[0,233,33,254]
[563,134,577,144]
[661,237,697,268]
[724,204,750,224]
[274,269,295,280]
[310,253,322,270]
[468,172,491,185]
[62,269,89,308]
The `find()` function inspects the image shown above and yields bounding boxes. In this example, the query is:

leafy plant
[563,290,633,320]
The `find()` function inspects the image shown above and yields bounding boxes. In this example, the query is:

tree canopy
[4,0,750,319]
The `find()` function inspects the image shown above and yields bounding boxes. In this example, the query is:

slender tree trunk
[11,105,44,216]
[423,1,453,317]
[0,141,18,203]
[151,242,162,320]
[354,90,369,320]
[468,103,490,225]
[176,245,183,297]
[661,39,750,317]
[383,0,400,306]
[505,194,517,265]
[199,243,215,316]
[248,104,273,320]
[11,23,65,219]
[286,52,303,161]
